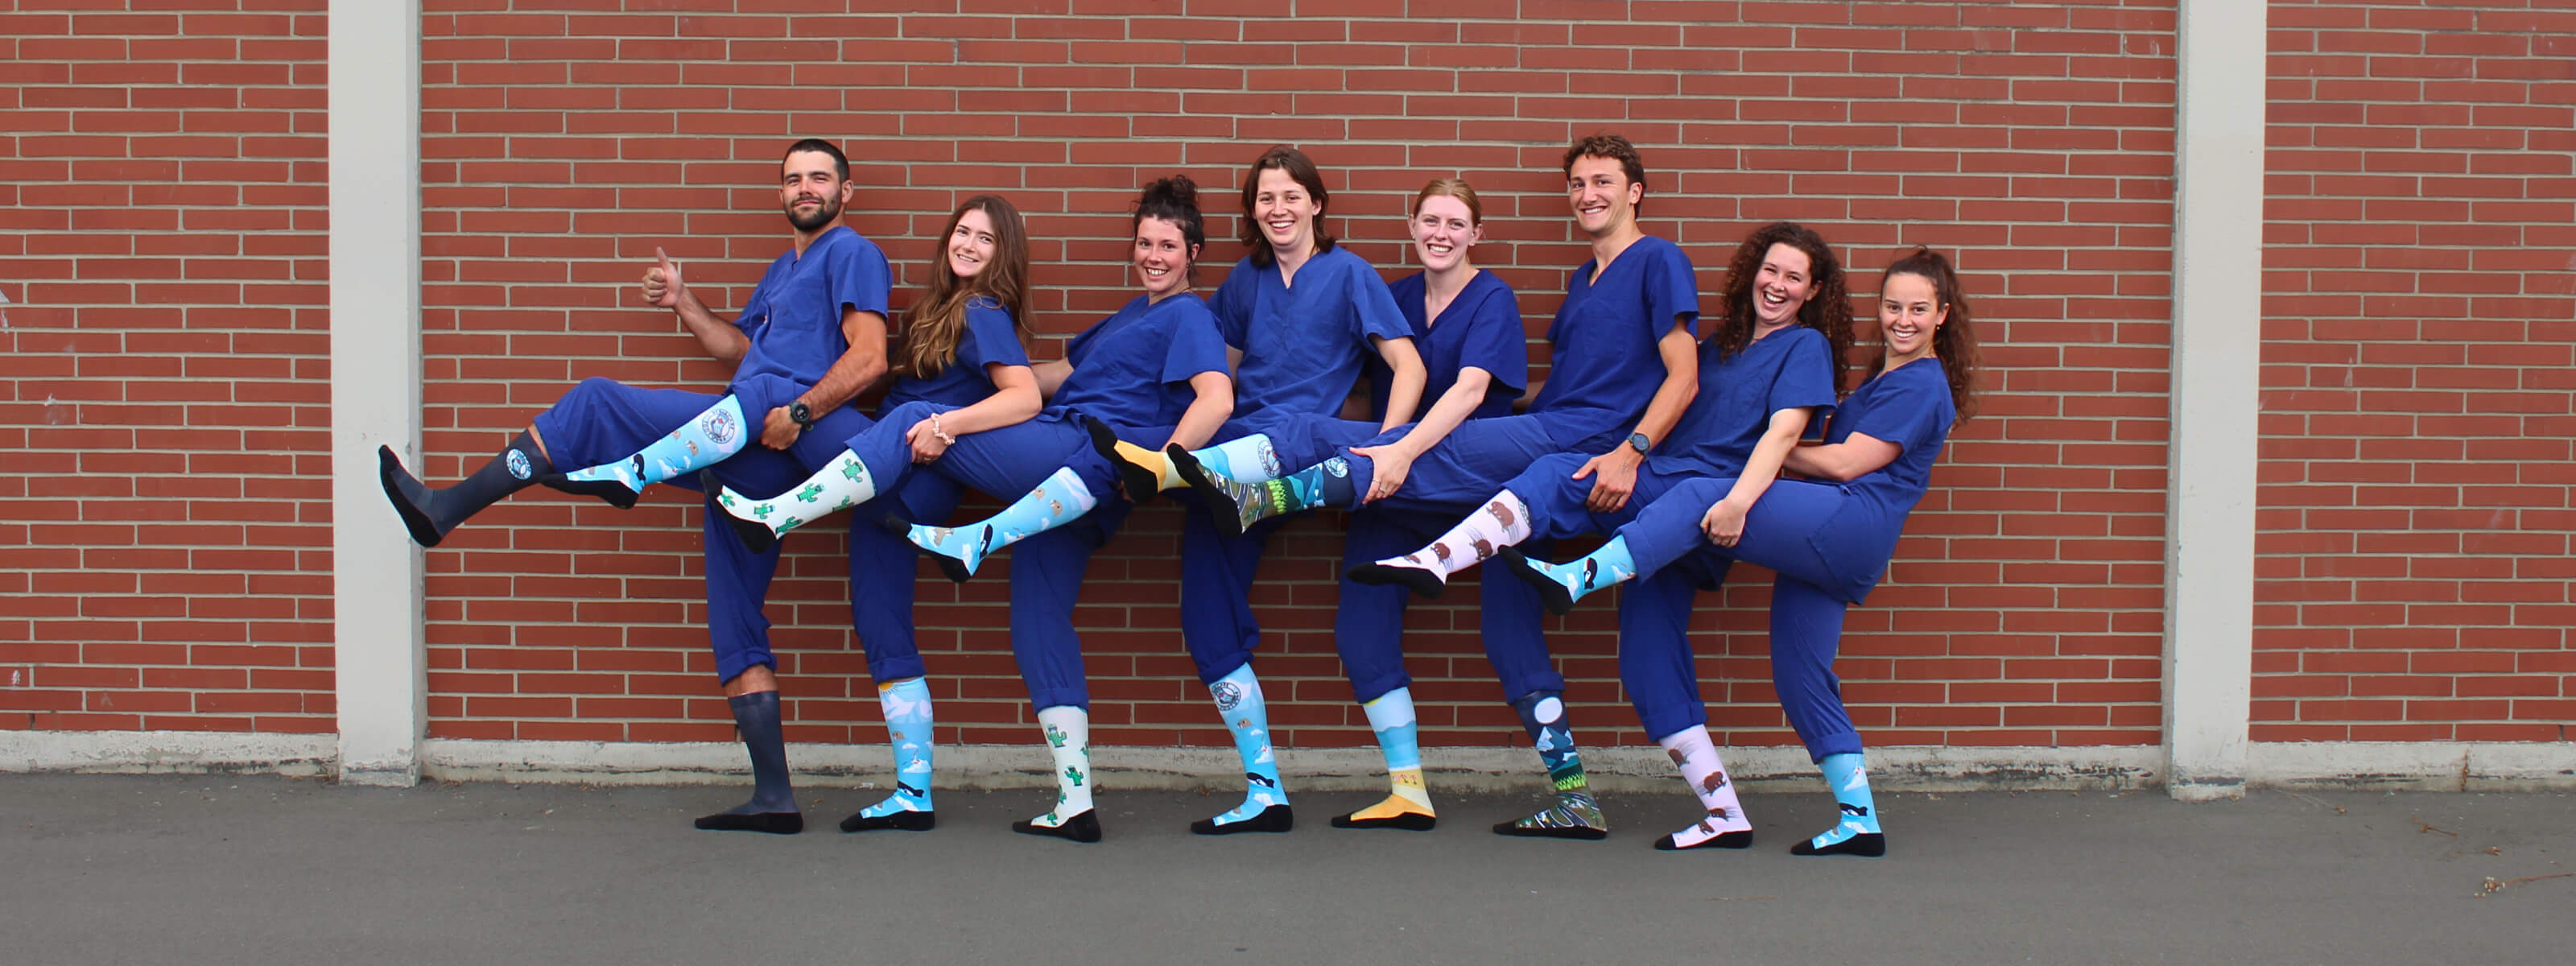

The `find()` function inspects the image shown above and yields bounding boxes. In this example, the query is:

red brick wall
[0,1,334,733]
[413,0,2177,753]
[2254,1,2576,742]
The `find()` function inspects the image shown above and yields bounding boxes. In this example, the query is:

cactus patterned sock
[559,394,749,497]
[1185,432,1283,484]
[1655,728,1753,850]
[902,466,1099,580]
[1175,451,1356,538]
[1794,752,1886,857]
[1030,706,1095,825]
[854,677,934,819]
[715,450,878,553]
[1333,687,1436,830]
[377,431,555,547]
[1191,664,1292,834]
[694,690,802,835]
[1349,491,1534,598]
[1494,690,1607,840]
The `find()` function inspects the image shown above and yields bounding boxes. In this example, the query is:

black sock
[692,690,801,834]
[378,431,552,547]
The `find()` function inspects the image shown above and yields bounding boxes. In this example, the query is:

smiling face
[1565,155,1641,238]
[1877,270,1946,364]
[947,207,997,281]
[1750,242,1817,330]
[1252,166,1322,258]
[1409,194,1480,273]
[1133,216,1197,299]
[778,150,848,233]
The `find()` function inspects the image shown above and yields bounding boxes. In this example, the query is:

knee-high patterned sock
[1191,664,1292,834]
[842,676,935,832]
[1186,433,1283,484]
[694,691,802,834]
[1495,690,1606,839]
[1348,491,1534,598]
[555,394,749,499]
[1794,752,1886,857]
[1496,535,1638,616]
[1013,705,1100,842]
[1174,451,1357,538]
[1655,727,1753,850]
[902,466,1099,581]
[377,431,555,547]
[714,450,877,553]
[1333,687,1436,830]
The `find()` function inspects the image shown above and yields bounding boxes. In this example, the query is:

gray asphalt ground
[3,774,2570,964]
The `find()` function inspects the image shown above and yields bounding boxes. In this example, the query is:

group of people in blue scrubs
[377,133,1982,858]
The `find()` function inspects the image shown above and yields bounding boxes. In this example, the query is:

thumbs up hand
[642,246,687,309]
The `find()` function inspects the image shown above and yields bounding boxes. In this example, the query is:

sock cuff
[1360,687,1418,733]
[729,690,779,712]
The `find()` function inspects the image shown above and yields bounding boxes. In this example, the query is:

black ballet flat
[840,809,936,832]
[692,811,804,835]
[1655,830,1752,851]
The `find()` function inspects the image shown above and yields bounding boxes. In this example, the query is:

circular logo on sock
[702,407,739,447]
[1212,681,1243,712]
[1323,459,1347,478]
[505,449,532,480]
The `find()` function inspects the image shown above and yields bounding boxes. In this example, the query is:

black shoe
[1791,832,1886,857]
[693,811,803,835]
[1331,810,1437,831]
[1656,829,1752,851]
[839,809,935,832]
[1191,803,1293,836]
[1012,810,1102,843]
[1344,561,1447,600]
[378,446,449,548]
[1086,417,1161,504]
[1167,445,1261,539]
[1492,547,1578,615]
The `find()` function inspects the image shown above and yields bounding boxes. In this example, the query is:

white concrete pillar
[328,0,426,786]
[2163,0,2268,801]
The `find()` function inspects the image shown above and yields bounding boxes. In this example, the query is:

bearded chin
[786,200,841,232]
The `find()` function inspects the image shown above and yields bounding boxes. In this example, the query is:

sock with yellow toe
[1332,687,1436,831]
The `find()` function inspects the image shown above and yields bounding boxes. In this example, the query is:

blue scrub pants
[529,375,958,686]
[1174,410,1364,687]
[843,401,1130,712]
[1341,410,1605,516]
[1608,476,1869,759]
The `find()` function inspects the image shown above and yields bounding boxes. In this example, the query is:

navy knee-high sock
[696,691,803,834]
[378,431,554,547]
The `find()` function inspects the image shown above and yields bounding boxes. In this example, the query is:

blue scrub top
[1209,246,1413,417]
[1366,270,1528,423]
[1808,356,1958,601]
[884,299,1030,409]
[1526,234,1700,452]
[1649,324,1839,477]
[1054,292,1232,435]
[729,226,893,392]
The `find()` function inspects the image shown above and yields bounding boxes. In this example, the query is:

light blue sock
[562,394,749,493]
[1206,664,1286,826]
[906,466,1098,577]
[1812,752,1882,848]
[860,677,934,817]
[1525,535,1639,606]
[1187,433,1282,484]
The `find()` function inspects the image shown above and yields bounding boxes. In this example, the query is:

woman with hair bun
[714,178,1236,842]
[1498,246,1984,857]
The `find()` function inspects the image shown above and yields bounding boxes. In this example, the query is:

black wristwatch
[1626,431,1652,455]
[789,401,814,431]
